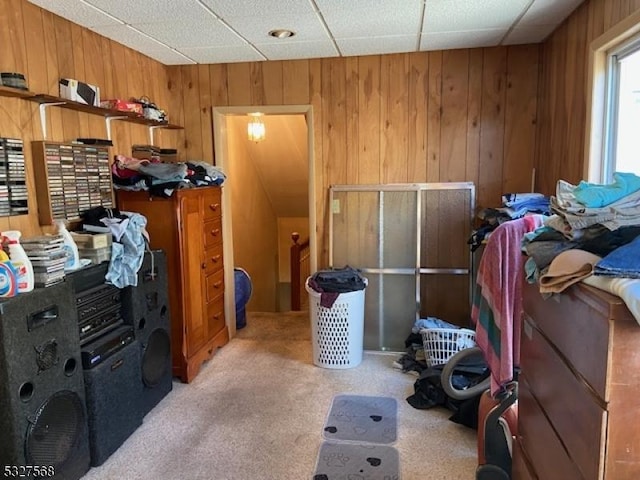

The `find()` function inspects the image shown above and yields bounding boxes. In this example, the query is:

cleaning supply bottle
[2,230,34,293]
[0,250,17,297]
[57,220,81,271]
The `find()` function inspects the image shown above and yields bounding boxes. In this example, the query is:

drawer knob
[209,203,220,212]
[213,281,222,289]
[201,262,207,269]
[212,255,221,263]
[211,228,220,237]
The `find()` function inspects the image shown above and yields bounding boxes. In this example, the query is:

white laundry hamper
[305,277,367,369]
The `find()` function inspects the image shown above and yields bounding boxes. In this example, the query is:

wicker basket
[420,327,477,367]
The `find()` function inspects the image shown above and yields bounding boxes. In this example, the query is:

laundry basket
[420,327,477,368]
[305,277,367,369]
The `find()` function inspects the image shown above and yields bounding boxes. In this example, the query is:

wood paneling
[536,0,640,194]
[0,0,176,237]
[172,48,540,266]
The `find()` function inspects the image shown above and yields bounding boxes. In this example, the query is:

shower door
[329,183,475,351]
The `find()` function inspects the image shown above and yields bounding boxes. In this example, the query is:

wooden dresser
[117,186,228,383]
[514,282,640,479]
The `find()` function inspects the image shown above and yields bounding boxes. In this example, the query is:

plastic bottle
[57,220,81,271]
[0,250,17,297]
[2,231,34,293]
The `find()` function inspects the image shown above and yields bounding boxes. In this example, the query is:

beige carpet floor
[81,311,477,480]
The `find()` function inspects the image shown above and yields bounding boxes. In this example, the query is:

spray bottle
[2,231,34,293]
[57,220,81,271]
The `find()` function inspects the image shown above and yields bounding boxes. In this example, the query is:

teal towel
[574,172,640,208]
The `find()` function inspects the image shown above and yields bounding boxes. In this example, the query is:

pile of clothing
[111,154,226,197]
[81,206,149,288]
[523,172,640,282]
[468,192,550,251]
[522,172,640,326]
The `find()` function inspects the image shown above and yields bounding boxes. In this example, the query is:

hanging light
[247,113,266,142]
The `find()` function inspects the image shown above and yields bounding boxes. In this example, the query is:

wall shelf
[0,88,182,144]
[0,85,34,99]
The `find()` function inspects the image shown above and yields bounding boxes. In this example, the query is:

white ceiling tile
[517,0,585,27]
[254,40,339,60]
[133,19,247,48]
[200,0,315,17]
[88,24,168,51]
[28,0,122,26]
[314,0,423,38]
[420,29,508,51]
[142,49,197,66]
[84,0,215,24]
[502,24,558,45]
[337,36,417,57]
[179,45,266,64]
[423,0,531,32]
[224,14,329,43]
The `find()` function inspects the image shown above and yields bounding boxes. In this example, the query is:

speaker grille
[35,340,58,373]
[26,390,86,468]
[142,329,170,387]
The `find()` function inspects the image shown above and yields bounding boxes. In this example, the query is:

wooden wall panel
[407,53,428,183]
[535,0,640,195]
[441,49,469,183]
[478,48,507,210]
[357,55,381,184]
[504,45,539,195]
[381,54,409,183]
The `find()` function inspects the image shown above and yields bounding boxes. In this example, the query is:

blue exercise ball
[234,268,252,329]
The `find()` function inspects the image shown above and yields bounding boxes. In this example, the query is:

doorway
[212,105,317,338]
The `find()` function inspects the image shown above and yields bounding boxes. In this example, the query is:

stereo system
[0,249,175,472]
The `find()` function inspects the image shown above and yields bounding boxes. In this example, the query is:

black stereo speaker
[82,328,143,467]
[121,250,172,417]
[0,282,90,480]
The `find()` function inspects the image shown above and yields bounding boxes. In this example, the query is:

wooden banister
[290,232,310,311]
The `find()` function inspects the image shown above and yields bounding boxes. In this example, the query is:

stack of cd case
[21,234,67,288]
[0,137,28,217]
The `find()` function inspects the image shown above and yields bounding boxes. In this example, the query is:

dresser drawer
[204,218,223,248]
[205,269,224,303]
[521,317,605,480]
[202,187,222,221]
[207,297,226,337]
[518,377,585,480]
[204,243,224,275]
[523,283,610,401]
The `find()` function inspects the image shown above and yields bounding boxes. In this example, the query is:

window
[603,35,640,182]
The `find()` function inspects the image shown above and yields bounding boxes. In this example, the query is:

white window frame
[602,34,640,182]
[585,10,640,183]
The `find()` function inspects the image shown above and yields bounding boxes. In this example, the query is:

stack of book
[21,234,67,288]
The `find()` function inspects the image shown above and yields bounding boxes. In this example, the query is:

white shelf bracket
[38,102,66,139]
[148,125,164,146]
[104,116,128,140]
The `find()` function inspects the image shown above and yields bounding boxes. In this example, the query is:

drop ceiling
[29,0,585,65]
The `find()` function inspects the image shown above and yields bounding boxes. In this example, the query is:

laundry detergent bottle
[0,250,18,297]
[2,230,34,293]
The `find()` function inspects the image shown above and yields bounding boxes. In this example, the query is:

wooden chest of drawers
[518,282,640,479]
[117,186,228,383]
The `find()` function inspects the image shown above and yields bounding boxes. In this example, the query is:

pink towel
[472,214,544,396]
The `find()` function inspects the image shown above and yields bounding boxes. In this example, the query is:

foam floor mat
[322,394,397,444]
[312,441,400,480]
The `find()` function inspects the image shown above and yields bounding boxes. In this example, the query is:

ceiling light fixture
[268,29,296,39]
[247,113,266,142]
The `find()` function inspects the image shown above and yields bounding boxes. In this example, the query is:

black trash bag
[406,361,489,430]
